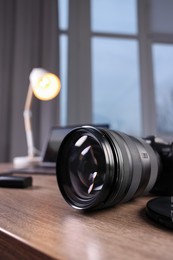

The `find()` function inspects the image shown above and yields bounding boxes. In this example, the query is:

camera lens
[56,126,159,210]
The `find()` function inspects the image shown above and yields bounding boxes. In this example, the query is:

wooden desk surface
[0,164,173,260]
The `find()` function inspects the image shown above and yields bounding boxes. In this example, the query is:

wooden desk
[0,164,173,260]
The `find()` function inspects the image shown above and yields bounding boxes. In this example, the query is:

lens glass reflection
[68,135,106,198]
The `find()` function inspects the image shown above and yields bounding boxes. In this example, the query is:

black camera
[56,126,173,211]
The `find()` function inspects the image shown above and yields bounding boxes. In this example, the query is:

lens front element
[69,135,105,197]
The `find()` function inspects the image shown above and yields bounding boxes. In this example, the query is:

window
[58,0,173,139]
[92,37,141,134]
[91,0,141,135]
[149,0,173,136]
[91,0,137,34]
[152,44,173,133]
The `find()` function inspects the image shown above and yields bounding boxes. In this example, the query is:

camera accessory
[56,126,173,210]
[146,197,173,230]
[0,175,32,188]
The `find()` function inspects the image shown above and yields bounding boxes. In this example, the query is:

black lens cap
[146,197,173,230]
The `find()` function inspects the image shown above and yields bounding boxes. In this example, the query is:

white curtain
[0,0,60,162]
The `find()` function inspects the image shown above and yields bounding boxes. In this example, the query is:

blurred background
[1,0,173,162]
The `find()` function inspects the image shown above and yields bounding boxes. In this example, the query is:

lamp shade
[29,68,61,101]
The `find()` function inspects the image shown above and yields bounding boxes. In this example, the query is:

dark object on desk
[146,197,173,230]
[56,126,173,211]
[0,176,32,188]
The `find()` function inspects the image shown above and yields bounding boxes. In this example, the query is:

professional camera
[56,126,173,210]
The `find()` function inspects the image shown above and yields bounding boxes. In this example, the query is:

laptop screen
[42,127,73,163]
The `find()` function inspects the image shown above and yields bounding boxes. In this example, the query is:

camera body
[145,136,173,195]
[56,126,173,211]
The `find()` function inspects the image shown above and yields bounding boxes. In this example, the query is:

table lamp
[13,68,61,166]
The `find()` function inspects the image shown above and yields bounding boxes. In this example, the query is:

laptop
[11,124,109,175]
[39,126,71,167]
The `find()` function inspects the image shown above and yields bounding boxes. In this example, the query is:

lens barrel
[56,126,159,210]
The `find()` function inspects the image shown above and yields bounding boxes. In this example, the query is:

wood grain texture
[0,231,54,260]
[0,164,173,260]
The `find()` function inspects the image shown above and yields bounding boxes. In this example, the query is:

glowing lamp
[13,68,61,166]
